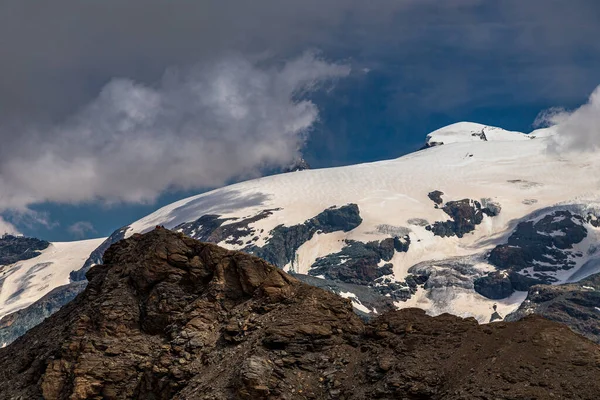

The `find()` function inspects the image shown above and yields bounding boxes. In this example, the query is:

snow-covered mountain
[109,121,600,322]
[3,121,600,344]
[0,237,104,344]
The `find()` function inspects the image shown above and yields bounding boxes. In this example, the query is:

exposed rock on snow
[249,204,363,268]
[476,210,592,299]
[426,198,500,238]
[424,122,530,146]
[0,235,49,265]
[506,271,600,343]
[309,236,410,286]
[489,210,587,275]
[283,157,311,172]
[427,190,444,205]
[175,209,279,247]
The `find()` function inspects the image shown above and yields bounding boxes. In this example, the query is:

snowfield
[0,238,104,320]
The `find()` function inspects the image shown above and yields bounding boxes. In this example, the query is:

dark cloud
[3,0,597,120]
[0,52,349,210]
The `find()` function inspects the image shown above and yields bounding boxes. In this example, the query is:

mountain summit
[0,228,598,399]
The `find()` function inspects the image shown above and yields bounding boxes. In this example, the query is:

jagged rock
[293,274,397,319]
[0,235,50,266]
[506,272,600,343]
[587,213,600,228]
[0,204,363,346]
[489,211,587,273]
[427,190,444,205]
[249,203,363,268]
[175,210,280,247]
[283,157,311,172]
[476,210,590,300]
[238,356,273,398]
[309,236,410,286]
[471,129,488,141]
[419,141,443,149]
[474,271,540,300]
[0,228,599,399]
[426,199,499,238]
[481,197,501,215]
[70,226,129,281]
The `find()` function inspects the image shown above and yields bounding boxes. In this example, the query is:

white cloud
[0,52,350,214]
[0,217,19,236]
[536,84,600,152]
[68,221,96,239]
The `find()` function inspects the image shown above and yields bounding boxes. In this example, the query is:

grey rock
[506,272,600,343]
[0,235,49,266]
[426,198,499,238]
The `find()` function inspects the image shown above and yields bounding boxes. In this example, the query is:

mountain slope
[1,228,598,400]
[88,121,600,324]
[0,237,104,322]
[5,120,600,344]
[506,271,600,343]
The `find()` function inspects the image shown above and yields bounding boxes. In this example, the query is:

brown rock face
[0,227,599,399]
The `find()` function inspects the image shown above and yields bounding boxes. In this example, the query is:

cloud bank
[0,218,19,236]
[536,84,600,152]
[0,52,349,217]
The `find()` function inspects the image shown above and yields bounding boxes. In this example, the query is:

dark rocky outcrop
[587,213,600,228]
[471,129,488,141]
[474,271,540,300]
[70,226,129,282]
[476,211,589,299]
[488,211,587,274]
[427,199,499,238]
[175,204,363,269]
[506,272,600,344]
[309,236,410,287]
[283,157,311,172]
[420,140,443,149]
[176,209,279,247]
[0,235,50,266]
[409,259,478,292]
[292,274,397,319]
[1,227,599,400]
[249,204,363,268]
[427,190,444,205]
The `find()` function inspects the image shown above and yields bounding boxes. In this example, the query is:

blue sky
[1,1,599,241]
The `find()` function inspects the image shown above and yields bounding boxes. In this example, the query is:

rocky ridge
[0,235,50,266]
[506,271,600,343]
[0,228,599,399]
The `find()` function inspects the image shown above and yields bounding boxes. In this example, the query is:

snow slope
[0,238,104,320]
[425,122,531,145]
[122,122,600,322]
